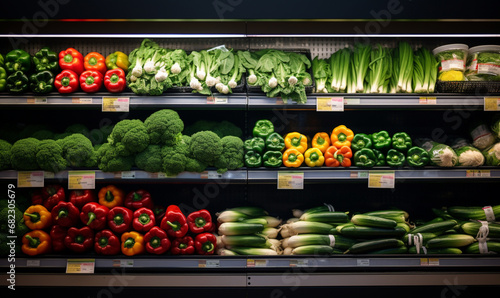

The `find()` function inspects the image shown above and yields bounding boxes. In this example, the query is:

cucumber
[337,225,407,239]
[464,241,500,254]
[426,234,476,248]
[448,205,500,221]
[300,211,349,223]
[346,238,404,254]
[351,214,398,229]
[461,222,500,238]
[409,219,458,234]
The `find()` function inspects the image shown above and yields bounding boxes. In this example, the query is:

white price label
[27,97,47,104]
[316,97,344,111]
[207,96,228,104]
[17,171,44,188]
[357,259,370,266]
[121,171,136,179]
[68,171,96,190]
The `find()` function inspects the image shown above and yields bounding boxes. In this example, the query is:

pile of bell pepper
[244,120,285,168]
[20,184,217,256]
[0,47,129,94]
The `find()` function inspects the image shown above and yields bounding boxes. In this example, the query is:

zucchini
[464,241,500,254]
[300,211,349,223]
[408,246,463,254]
[363,210,409,221]
[346,238,404,254]
[409,219,458,234]
[447,205,500,221]
[337,224,407,239]
[426,234,476,248]
[461,221,500,238]
[351,214,398,229]
[283,234,357,251]
[221,235,268,247]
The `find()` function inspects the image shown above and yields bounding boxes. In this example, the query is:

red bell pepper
[324,145,353,167]
[84,52,107,75]
[80,202,109,230]
[50,225,67,253]
[187,209,213,234]
[51,201,80,227]
[59,48,85,75]
[194,233,217,255]
[94,229,121,255]
[104,68,126,93]
[55,69,79,93]
[160,205,189,238]
[31,184,66,211]
[107,206,133,234]
[124,189,154,210]
[64,226,94,253]
[144,226,171,255]
[153,205,165,226]
[79,70,103,93]
[171,235,195,255]
[69,189,96,210]
[132,207,156,232]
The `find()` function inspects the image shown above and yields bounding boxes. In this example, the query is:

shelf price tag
[484,97,500,111]
[121,171,136,179]
[466,170,491,177]
[316,97,344,111]
[102,97,129,112]
[357,259,370,266]
[277,172,304,190]
[27,97,47,104]
[17,171,44,188]
[112,260,134,268]
[66,259,95,274]
[207,96,228,104]
[201,171,222,179]
[68,171,95,190]
[247,259,268,267]
[290,259,309,267]
[72,97,93,104]
[368,171,395,189]
[199,260,220,268]
[419,97,437,105]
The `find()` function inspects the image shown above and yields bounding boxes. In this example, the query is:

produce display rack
[1,19,500,296]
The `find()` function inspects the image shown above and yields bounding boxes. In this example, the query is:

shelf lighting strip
[1,34,499,38]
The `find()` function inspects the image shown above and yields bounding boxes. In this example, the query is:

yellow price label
[466,170,491,177]
[484,97,500,111]
[316,97,344,111]
[68,171,95,190]
[66,259,95,274]
[102,97,129,112]
[277,172,304,189]
[368,171,395,188]
[17,171,44,188]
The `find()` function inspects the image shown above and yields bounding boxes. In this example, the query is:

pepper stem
[57,209,68,220]
[139,213,151,225]
[124,238,135,248]
[113,214,124,225]
[25,235,40,248]
[291,135,303,147]
[288,153,297,163]
[179,243,187,249]
[202,241,215,253]
[110,73,120,84]
[338,133,347,142]
[150,236,161,249]
[105,191,114,202]
[412,154,420,162]
[195,217,207,228]
[132,192,142,202]
[99,237,109,248]
[316,136,325,145]
[87,212,96,226]
[166,221,180,231]
[24,212,40,223]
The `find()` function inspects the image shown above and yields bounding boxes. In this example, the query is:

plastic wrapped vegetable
[455,146,485,167]
[421,140,458,167]
[483,142,500,166]
[470,123,496,150]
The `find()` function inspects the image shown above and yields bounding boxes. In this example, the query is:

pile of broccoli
[1,108,245,174]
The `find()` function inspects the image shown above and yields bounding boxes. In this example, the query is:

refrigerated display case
[0,19,499,297]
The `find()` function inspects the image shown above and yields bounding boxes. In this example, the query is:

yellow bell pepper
[311,132,331,153]
[121,231,145,256]
[330,125,354,148]
[105,51,130,71]
[283,148,304,168]
[23,205,52,230]
[284,132,308,154]
[304,148,325,167]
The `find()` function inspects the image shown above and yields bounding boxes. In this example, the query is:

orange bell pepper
[311,132,331,153]
[330,125,354,148]
[283,148,304,168]
[304,148,325,167]
[98,185,124,209]
[23,205,52,230]
[84,52,107,75]
[284,132,308,154]
[324,145,353,167]
[22,230,51,256]
[121,231,145,256]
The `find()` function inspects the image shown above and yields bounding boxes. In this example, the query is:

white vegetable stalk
[303,77,311,86]
[268,77,278,88]
[228,79,238,89]
[248,74,257,85]
[190,77,203,91]
[155,67,169,82]
[288,75,298,86]
[221,85,230,94]
[215,83,224,93]
[129,75,137,82]
[205,74,217,87]
[171,62,181,74]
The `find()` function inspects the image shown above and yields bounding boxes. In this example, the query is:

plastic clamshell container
[465,45,500,81]
[432,43,469,73]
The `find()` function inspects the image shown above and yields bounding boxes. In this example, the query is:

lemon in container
[432,44,469,81]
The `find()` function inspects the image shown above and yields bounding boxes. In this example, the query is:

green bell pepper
[244,137,265,154]
[353,148,377,168]
[0,67,6,92]
[386,149,406,167]
[245,150,262,168]
[373,149,386,166]
[406,146,430,167]
[32,47,59,73]
[263,151,283,167]
[6,71,29,94]
[392,132,412,152]
[4,49,31,74]
[252,120,274,139]
[29,70,55,94]
[352,133,373,151]
[265,132,285,151]
[371,130,392,151]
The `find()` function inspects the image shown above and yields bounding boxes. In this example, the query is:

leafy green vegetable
[352,43,371,93]
[367,44,392,93]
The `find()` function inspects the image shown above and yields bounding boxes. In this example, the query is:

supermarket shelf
[0,93,248,109]
[247,94,489,110]
[247,167,500,182]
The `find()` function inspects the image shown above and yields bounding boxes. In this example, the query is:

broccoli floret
[11,138,40,170]
[144,109,184,145]
[108,119,150,156]
[214,136,245,174]
[161,145,187,176]
[31,129,55,140]
[65,123,90,137]
[183,120,218,136]
[213,120,243,138]
[189,131,223,166]
[59,133,97,167]
[0,139,12,170]
[135,145,163,173]
[35,139,67,173]
[96,143,135,172]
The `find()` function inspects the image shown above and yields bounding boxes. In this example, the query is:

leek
[352,43,371,93]
[367,44,392,93]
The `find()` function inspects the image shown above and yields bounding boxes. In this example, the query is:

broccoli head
[214,136,245,174]
[0,139,12,170]
[36,139,67,173]
[161,145,187,176]
[213,120,243,138]
[11,138,40,170]
[96,143,135,172]
[59,133,97,167]
[135,145,163,173]
[183,120,218,136]
[144,109,184,145]
[108,119,150,156]
[189,131,223,166]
